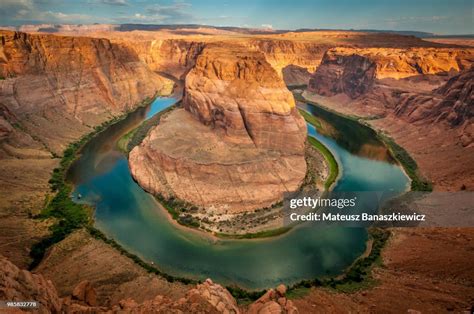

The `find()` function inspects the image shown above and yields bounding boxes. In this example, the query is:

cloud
[113,1,194,24]
[0,0,34,18]
[0,0,100,24]
[99,0,128,6]
[145,2,192,21]
[261,24,273,29]
[41,11,96,22]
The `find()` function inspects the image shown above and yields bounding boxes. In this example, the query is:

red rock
[130,45,307,213]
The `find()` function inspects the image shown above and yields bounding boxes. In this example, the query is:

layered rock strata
[0,30,173,157]
[130,46,307,213]
[394,67,473,147]
[309,47,474,98]
[0,30,172,267]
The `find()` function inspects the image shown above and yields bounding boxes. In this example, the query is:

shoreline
[133,107,341,239]
[299,90,431,192]
[145,139,337,239]
[30,91,171,269]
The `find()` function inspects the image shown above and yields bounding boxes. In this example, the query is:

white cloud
[100,0,128,6]
[261,24,273,29]
[42,11,94,22]
[114,1,194,24]
[0,0,34,18]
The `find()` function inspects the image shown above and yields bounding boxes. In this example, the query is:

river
[67,97,409,290]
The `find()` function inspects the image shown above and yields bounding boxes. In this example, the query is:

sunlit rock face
[0,30,172,156]
[309,47,474,99]
[130,45,307,213]
[183,46,307,153]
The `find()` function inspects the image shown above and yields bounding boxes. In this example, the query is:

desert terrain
[0,25,473,312]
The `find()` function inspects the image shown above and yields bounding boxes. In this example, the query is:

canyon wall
[309,47,474,98]
[247,39,328,77]
[305,45,473,190]
[130,45,307,213]
[394,67,473,147]
[120,39,206,79]
[0,30,173,157]
[0,31,172,268]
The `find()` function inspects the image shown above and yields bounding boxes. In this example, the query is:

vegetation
[123,103,178,153]
[30,96,157,269]
[156,194,201,228]
[298,108,322,128]
[307,136,338,190]
[378,134,432,191]
[216,227,291,239]
[157,191,291,239]
[116,127,138,153]
[287,228,390,294]
[226,286,266,304]
[298,107,339,190]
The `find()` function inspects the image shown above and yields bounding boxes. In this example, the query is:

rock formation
[0,254,63,313]
[1,254,229,313]
[309,47,474,98]
[309,52,377,99]
[394,66,473,147]
[130,45,307,213]
[248,284,298,314]
[0,30,173,268]
[0,30,173,157]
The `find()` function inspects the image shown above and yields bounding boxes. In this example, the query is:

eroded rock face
[309,47,474,99]
[394,67,473,147]
[183,46,307,153]
[0,255,242,313]
[0,30,173,269]
[309,52,376,99]
[121,39,206,79]
[0,255,62,313]
[130,45,307,213]
[248,284,298,314]
[0,30,173,156]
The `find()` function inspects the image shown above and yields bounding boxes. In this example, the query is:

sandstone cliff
[304,46,473,191]
[183,46,307,153]
[0,31,172,268]
[247,39,328,77]
[309,47,474,98]
[130,45,307,213]
[0,30,173,157]
[394,67,473,147]
[120,38,206,79]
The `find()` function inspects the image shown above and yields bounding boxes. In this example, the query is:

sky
[1,0,473,35]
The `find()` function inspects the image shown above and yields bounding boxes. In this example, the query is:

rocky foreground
[129,45,307,213]
[0,254,297,313]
